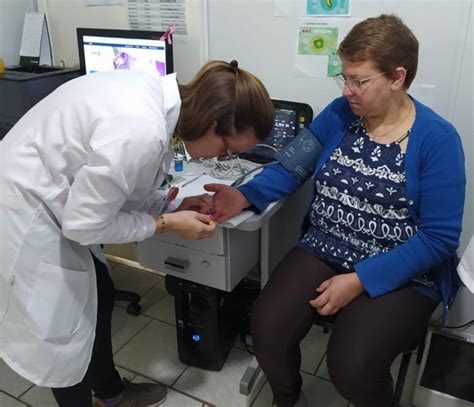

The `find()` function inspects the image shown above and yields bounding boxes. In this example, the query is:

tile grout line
[112,318,154,356]
[0,389,31,406]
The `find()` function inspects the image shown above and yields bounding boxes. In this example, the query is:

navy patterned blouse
[299,117,440,301]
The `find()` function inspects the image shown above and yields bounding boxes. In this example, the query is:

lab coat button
[202,260,209,268]
[9,276,15,286]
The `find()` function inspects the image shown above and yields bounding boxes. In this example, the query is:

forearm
[238,163,301,213]
[63,211,156,245]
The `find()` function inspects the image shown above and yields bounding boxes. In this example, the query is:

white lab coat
[0,71,180,387]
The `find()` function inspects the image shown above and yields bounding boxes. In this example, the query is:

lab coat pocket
[25,262,91,342]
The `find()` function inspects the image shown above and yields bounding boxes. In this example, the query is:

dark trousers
[51,256,123,407]
[251,247,438,407]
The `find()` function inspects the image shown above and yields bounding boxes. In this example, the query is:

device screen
[82,35,167,76]
[265,108,297,150]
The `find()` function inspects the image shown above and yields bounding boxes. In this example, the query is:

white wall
[0,0,38,65]
[37,0,207,83]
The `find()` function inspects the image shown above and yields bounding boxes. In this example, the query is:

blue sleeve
[237,163,301,213]
[310,97,353,146]
[355,125,466,298]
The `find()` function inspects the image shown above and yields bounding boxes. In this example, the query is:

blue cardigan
[239,97,466,313]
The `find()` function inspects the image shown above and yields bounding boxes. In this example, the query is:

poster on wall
[307,0,351,17]
[127,0,189,43]
[274,0,351,17]
[295,18,357,78]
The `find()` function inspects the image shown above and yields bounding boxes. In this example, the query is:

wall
[37,0,207,83]
[0,0,38,65]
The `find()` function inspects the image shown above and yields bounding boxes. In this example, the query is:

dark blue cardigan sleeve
[355,120,466,298]
[237,163,302,213]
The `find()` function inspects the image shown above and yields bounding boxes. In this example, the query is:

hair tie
[229,60,239,71]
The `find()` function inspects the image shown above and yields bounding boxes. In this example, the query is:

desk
[137,160,313,393]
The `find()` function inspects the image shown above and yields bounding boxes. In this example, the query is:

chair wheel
[126,303,141,316]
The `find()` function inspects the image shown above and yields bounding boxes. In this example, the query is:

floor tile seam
[112,318,154,355]
[0,389,30,406]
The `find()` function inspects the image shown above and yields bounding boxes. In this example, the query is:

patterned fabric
[300,117,439,298]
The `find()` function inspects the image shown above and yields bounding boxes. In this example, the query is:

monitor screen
[265,108,297,151]
[240,100,313,164]
[77,28,173,76]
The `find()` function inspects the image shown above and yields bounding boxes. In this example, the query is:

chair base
[115,289,141,316]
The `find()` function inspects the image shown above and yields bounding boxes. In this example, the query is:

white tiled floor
[0,262,421,406]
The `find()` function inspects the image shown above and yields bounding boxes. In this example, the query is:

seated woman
[205,15,466,407]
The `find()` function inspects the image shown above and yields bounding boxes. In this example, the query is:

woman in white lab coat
[0,60,273,407]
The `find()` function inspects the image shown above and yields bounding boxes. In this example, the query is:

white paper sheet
[127,0,189,44]
[85,0,124,5]
[19,13,45,57]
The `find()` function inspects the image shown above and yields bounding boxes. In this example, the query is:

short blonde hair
[176,61,273,141]
[338,15,419,89]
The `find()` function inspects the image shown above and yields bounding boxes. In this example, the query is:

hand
[175,194,213,214]
[309,273,364,316]
[154,211,216,240]
[204,184,250,223]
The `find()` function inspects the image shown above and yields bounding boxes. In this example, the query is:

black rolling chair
[313,312,426,407]
[115,289,142,316]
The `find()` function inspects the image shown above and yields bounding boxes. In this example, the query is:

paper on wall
[294,17,358,79]
[306,0,352,17]
[84,0,124,6]
[126,0,189,44]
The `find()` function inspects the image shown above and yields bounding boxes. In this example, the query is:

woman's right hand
[154,211,215,240]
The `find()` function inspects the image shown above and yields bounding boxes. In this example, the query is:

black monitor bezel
[76,27,174,76]
[239,99,314,163]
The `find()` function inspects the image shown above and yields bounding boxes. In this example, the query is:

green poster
[298,26,338,56]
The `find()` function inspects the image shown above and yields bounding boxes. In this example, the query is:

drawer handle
[164,257,190,273]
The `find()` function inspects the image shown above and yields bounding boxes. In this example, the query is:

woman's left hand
[309,273,365,316]
[175,194,213,214]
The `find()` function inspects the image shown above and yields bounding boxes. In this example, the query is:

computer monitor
[240,99,314,164]
[77,28,173,76]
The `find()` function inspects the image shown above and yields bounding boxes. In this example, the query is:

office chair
[115,289,141,316]
[313,312,426,407]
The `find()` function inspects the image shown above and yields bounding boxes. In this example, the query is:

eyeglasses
[334,72,386,94]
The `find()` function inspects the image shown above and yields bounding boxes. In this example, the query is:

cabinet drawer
[138,239,228,290]
[146,227,225,255]
[138,228,260,291]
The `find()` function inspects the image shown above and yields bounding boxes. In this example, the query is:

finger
[196,195,214,210]
[213,213,231,223]
[168,187,179,201]
[204,183,226,193]
[194,213,217,225]
[311,293,329,308]
[319,303,338,316]
[316,279,331,292]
